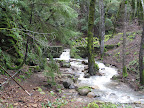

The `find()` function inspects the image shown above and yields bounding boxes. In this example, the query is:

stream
[56,49,144,106]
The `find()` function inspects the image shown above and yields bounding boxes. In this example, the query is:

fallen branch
[0,65,31,96]
[0,71,19,87]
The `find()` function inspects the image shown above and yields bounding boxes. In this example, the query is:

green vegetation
[123,66,128,78]
[41,98,68,108]
[78,86,91,91]
[87,102,99,108]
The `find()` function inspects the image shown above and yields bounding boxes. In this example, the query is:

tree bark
[139,0,144,85]
[122,0,128,77]
[131,0,136,19]
[88,0,99,76]
[99,0,105,57]
[137,0,143,24]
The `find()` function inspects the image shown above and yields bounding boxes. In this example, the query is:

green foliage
[134,52,137,55]
[87,102,99,108]
[126,52,130,55]
[123,66,128,78]
[37,87,43,92]
[19,75,25,80]
[44,58,60,86]
[70,48,81,59]
[100,103,118,108]
[41,98,68,108]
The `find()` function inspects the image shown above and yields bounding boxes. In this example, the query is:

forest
[0,0,144,107]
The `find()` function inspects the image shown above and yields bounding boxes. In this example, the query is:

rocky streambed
[53,49,144,108]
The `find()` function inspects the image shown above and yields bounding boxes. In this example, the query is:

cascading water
[59,49,144,104]
[59,49,70,61]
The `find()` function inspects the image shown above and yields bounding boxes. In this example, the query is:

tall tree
[139,0,144,85]
[99,0,105,57]
[87,0,99,75]
[131,0,136,18]
[137,0,143,24]
[122,0,128,78]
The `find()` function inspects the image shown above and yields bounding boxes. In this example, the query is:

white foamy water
[58,49,144,104]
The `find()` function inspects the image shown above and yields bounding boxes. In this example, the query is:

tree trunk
[139,25,144,85]
[137,0,143,24]
[99,0,105,57]
[122,0,128,78]
[88,0,99,76]
[139,0,144,85]
[131,0,136,19]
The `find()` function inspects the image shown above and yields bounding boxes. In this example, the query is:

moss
[117,42,121,46]
[123,66,128,78]
[126,52,130,55]
[87,0,97,76]
[142,70,144,85]
[94,63,99,70]
[142,44,144,49]
[78,86,91,91]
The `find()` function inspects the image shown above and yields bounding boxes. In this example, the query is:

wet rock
[78,87,91,96]
[109,93,117,98]
[69,83,75,89]
[91,85,100,90]
[84,66,88,71]
[93,89,105,97]
[59,60,71,68]
[84,73,90,78]
[82,61,88,65]
[63,78,74,89]
[111,75,121,80]
[100,68,105,70]
[87,92,95,98]
[73,75,79,83]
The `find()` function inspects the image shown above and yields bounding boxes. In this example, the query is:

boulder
[63,78,74,89]
[78,87,91,96]
[87,92,96,98]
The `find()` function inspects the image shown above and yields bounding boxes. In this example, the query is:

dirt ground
[0,68,88,108]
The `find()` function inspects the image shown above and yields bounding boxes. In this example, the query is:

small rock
[84,66,88,70]
[40,91,45,95]
[84,73,90,78]
[78,88,91,96]
[59,61,71,68]
[31,104,38,108]
[69,84,75,89]
[14,103,19,106]
[109,93,117,98]
[87,92,95,98]
[134,101,141,104]
[101,68,105,70]
[91,85,99,90]
[69,89,76,93]
[77,98,83,102]
[82,61,88,65]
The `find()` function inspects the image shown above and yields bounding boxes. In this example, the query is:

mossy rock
[78,86,91,96]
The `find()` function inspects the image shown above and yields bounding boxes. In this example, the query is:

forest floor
[100,22,143,91]
[0,67,88,108]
